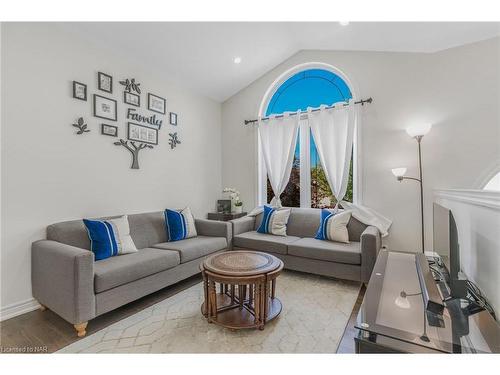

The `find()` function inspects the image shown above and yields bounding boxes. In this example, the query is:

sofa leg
[74,322,88,337]
[39,304,47,312]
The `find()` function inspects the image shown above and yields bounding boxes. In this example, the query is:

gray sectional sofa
[31,211,231,337]
[231,207,381,284]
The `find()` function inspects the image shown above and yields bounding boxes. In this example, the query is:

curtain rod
[243,97,373,125]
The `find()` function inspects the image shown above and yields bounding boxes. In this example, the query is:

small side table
[207,212,247,221]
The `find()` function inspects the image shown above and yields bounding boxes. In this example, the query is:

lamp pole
[393,131,428,254]
[417,135,425,254]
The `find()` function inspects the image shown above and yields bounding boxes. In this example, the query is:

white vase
[234,206,243,214]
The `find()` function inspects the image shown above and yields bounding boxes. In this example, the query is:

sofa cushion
[83,216,138,260]
[94,248,180,293]
[287,237,361,265]
[164,207,197,242]
[256,206,291,236]
[233,231,301,255]
[152,235,227,263]
[315,210,352,244]
[47,211,168,251]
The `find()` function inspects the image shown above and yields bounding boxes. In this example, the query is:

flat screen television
[433,203,467,298]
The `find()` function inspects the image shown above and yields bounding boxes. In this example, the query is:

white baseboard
[0,298,40,322]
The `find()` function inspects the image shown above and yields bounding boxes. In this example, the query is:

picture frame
[124,91,140,107]
[72,81,87,101]
[98,72,113,93]
[101,123,118,137]
[147,93,166,114]
[127,122,158,145]
[93,94,117,121]
[217,199,231,214]
[169,112,178,126]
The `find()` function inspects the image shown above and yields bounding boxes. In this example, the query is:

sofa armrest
[230,216,255,236]
[31,240,95,324]
[195,219,232,246]
[360,226,381,283]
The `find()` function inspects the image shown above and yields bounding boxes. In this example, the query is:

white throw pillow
[256,205,291,236]
[108,215,138,254]
[315,210,352,244]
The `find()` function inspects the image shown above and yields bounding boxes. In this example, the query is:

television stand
[354,250,500,353]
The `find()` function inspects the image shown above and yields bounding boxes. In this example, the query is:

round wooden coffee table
[200,250,284,330]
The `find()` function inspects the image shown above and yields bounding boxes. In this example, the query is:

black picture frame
[98,72,113,93]
[217,200,231,214]
[147,93,166,114]
[93,94,117,121]
[169,112,178,126]
[124,91,140,107]
[101,124,118,137]
[72,81,87,101]
[127,122,158,145]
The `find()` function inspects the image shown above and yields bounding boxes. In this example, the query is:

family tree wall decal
[113,139,154,170]
[70,73,181,169]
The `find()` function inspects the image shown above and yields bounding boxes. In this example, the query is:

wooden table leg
[202,271,208,317]
[271,279,276,299]
[230,284,235,304]
[248,284,254,307]
[254,283,260,325]
[238,285,244,310]
[208,280,217,322]
[259,281,266,330]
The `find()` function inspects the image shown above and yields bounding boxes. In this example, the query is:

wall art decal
[72,117,90,135]
[98,72,113,93]
[124,91,140,107]
[126,108,162,129]
[128,122,158,145]
[168,132,181,149]
[120,78,141,94]
[101,124,118,137]
[148,93,166,114]
[93,94,117,121]
[72,81,87,101]
[169,112,178,126]
[114,139,153,169]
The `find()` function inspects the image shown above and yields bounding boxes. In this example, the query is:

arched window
[484,172,500,191]
[259,66,357,208]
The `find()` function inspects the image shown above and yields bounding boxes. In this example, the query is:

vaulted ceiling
[58,22,500,102]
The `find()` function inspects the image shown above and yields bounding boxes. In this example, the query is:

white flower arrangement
[223,187,243,206]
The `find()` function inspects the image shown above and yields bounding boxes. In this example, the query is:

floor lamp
[391,124,432,254]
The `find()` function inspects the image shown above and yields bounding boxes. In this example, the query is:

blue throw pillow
[315,209,352,243]
[164,207,197,242]
[256,205,291,236]
[83,216,138,261]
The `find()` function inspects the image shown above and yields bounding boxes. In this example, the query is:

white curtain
[308,100,356,207]
[258,112,300,207]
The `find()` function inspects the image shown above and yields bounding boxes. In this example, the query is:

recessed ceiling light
[339,21,350,26]
[233,57,242,64]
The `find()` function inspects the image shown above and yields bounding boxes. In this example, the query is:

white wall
[0,23,222,318]
[221,37,500,254]
[434,190,500,317]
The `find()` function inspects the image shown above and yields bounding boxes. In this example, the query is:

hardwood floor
[0,274,202,353]
[0,275,365,354]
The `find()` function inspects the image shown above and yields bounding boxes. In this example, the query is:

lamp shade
[406,124,432,138]
[392,168,407,178]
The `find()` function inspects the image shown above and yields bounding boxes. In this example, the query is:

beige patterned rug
[58,271,360,353]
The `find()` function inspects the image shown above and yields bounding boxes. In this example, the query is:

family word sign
[126,108,163,129]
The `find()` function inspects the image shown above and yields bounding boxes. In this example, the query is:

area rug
[58,271,360,353]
